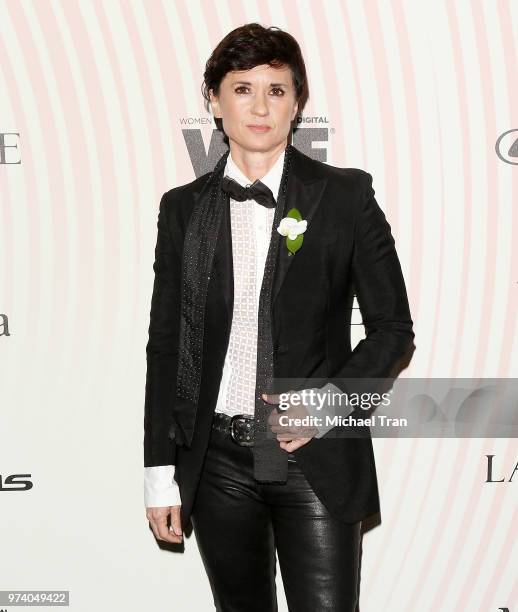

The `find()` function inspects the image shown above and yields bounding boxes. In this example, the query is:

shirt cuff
[144,465,181,508]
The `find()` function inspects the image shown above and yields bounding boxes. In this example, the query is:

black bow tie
[221,175,276,208]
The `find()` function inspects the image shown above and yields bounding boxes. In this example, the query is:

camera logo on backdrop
[0,132,21,164]
[495,128,518,165]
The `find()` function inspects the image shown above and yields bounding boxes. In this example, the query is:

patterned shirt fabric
[214,151,283,417]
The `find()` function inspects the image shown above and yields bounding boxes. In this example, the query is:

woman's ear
[209,89,221,118]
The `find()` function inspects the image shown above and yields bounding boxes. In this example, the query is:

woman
[144,23,414,611]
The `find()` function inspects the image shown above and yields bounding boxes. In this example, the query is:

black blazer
[144,145,415,530]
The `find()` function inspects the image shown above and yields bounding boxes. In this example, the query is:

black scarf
[175,143,294,482]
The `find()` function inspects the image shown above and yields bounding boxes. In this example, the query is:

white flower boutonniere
[277,207,307,256]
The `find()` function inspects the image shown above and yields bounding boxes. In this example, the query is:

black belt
[212,412,297,462]
[212,413,255,446]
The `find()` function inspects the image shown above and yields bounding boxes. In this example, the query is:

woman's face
[209,63,299,154]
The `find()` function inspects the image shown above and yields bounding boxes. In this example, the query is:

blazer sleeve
[143,191,182,467]
[328,171,415,398]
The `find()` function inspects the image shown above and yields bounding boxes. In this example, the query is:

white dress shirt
[144,148,284,508]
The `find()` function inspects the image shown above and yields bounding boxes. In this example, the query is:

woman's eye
[234,86,285,96]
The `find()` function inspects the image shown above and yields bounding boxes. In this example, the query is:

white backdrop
[1,1,517,610]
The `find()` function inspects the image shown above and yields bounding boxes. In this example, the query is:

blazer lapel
[189,171,234,336]
[271,148,328,307]
[212,193,234,322]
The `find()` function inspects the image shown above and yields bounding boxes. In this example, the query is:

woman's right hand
[146,505,183,543]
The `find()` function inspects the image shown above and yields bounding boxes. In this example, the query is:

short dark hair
[202,23,309,123]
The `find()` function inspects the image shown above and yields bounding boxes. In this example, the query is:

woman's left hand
[262,390,318,452]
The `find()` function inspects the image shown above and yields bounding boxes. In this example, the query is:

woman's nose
[250,92,268,115]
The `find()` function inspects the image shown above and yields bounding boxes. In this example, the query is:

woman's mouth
[247,124,271,133]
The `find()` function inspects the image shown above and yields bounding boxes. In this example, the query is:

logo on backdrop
[1,314,10,337]
[180,117,331,177]
[485,455,517,483]
[495,128,518,165]
[0,474,33,491]
[0,132,21,164]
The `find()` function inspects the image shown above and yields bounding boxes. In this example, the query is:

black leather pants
[191,426,363,612]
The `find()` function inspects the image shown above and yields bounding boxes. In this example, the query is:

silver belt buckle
[230,415,254,446]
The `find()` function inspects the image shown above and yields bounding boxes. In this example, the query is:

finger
[166,528,183,543]
[270,423,296,433]
[267,413,281,425]
[295,427,318,438]
[280,438,311,452]
[262,393,279,403]
[270,389,298,406]
[170,506,183,537]
[156,513,182,543]
[271,427,294,435]
[271,425,314,436]
[273,430,301,439]
[280,439,300,451]
[148,518,161,541]
[276,433,294,441]
[146,509,166,540]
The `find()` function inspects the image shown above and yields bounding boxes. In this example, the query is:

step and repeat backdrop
[1,1,516,611]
